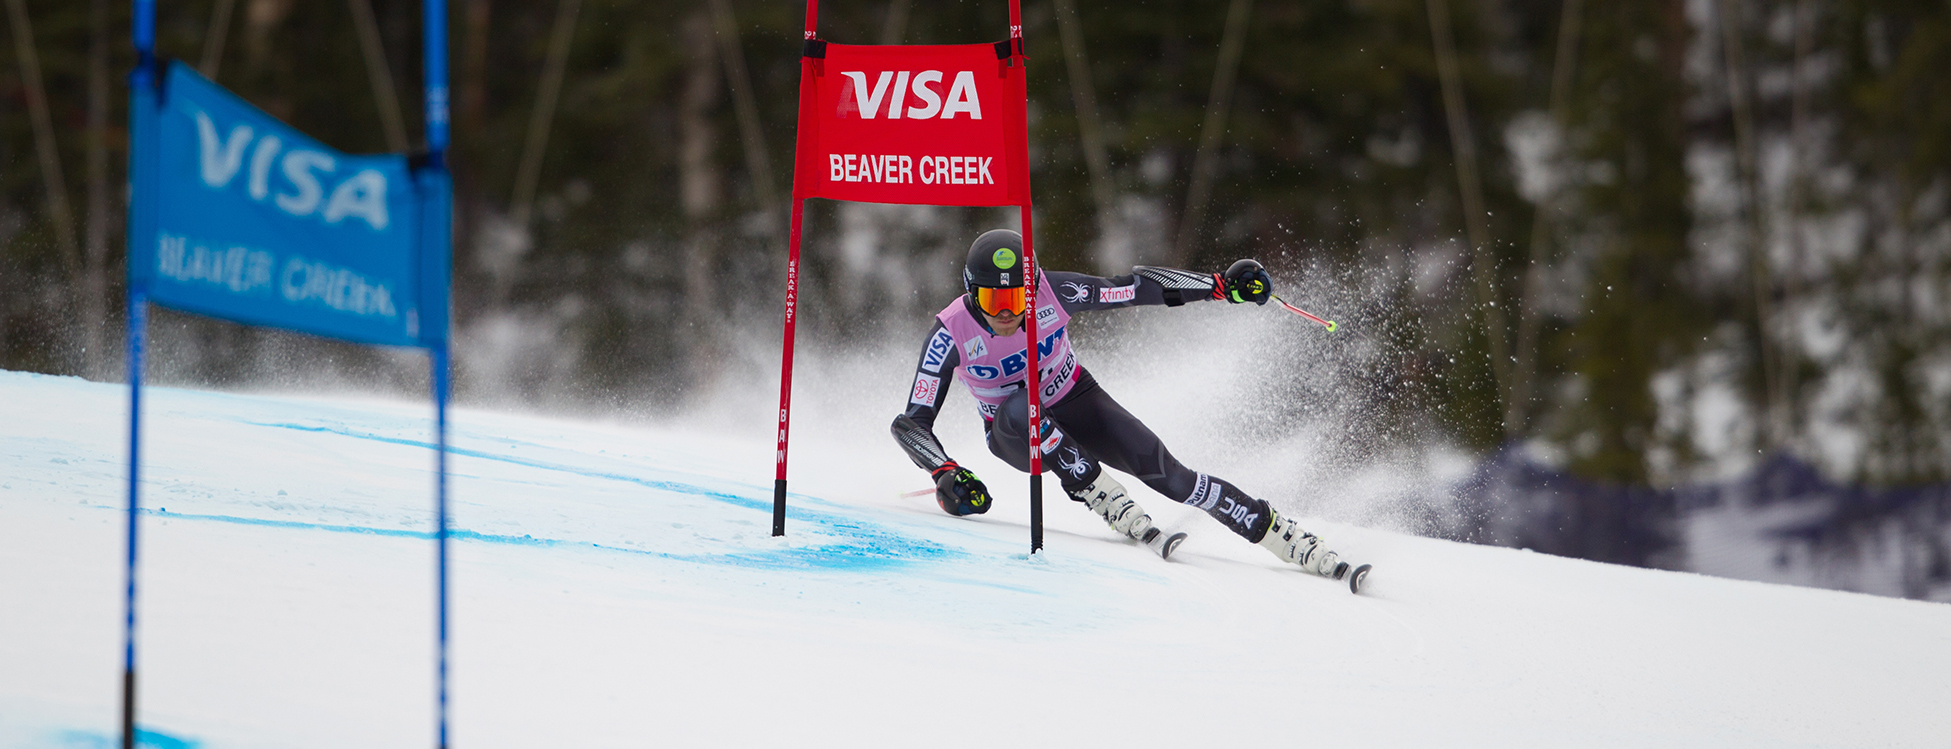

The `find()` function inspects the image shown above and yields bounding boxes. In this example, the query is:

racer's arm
[890,321,960,474]
[890,321,996,516]
[1048,260,1271,314]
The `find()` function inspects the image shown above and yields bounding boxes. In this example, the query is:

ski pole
[1271,293,1384,347]
[898,487,935,499]
[1272,294,1337,332]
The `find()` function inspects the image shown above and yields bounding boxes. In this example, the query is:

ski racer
[890,229,1369,591]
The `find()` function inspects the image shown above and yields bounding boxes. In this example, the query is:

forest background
[3,0,1949,598]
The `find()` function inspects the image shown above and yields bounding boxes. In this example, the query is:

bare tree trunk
[1053,0,1128,272]
[878,0,910,45]
[5,0,84,371]
[510,0,581,230]
[458,0,492,132]
[1428,0,1513,434]
[1510,0,1583,433]
[200,0,238,78]
[707,0,783,250]
[1885,173,1917,481]
[483,0,579,311]
[1780,0,1814,451]
[679,11,724,391]
[85,0,113,378]
[453,0,492,304]
[1716,0,1778,449]
[243,0,295,78]
[1172,0,1252,266]
[347,0,410,153]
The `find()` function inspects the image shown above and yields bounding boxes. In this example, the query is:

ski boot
[1071,473,1187,560]
[1259,511,1354,582]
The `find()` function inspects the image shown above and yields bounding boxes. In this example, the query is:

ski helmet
[963,229,1030,316]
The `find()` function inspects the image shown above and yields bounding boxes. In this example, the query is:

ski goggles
[973,286,1027,316]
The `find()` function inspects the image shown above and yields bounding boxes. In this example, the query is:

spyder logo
[1057,447,1090,478]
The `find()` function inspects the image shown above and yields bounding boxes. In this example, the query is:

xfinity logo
[838,70,984,120]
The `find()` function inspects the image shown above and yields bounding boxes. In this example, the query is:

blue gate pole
[432,344,451,749]
[423,1,451,746]
[121,293,147,749]
[122,4,155,748]
[424,0,449,157]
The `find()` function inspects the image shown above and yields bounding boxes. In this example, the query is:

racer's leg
[987,389,1155,540]
[985,387,1102,493]
[1045,382,1347,576]
[1044,380,1277,543]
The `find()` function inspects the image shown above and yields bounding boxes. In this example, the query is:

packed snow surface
[3,369,1948,747]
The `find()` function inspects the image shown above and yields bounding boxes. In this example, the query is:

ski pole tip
[1326,320,1338,333]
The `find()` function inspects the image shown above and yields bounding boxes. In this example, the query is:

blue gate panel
[130,62,443,349]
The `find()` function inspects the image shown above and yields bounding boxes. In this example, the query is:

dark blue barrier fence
[1446,447,1951,600]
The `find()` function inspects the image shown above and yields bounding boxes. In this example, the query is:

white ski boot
[1071,473,1186,560]
[1258,511,1350,581]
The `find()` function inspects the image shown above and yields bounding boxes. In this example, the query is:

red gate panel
[776,2,1044,554]
[794,43,1029,208]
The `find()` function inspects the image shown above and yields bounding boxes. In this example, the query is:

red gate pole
[1004,0,1042,554]
[1021,203,1042,554]
[773,198,804,537]
[773,0,820,537]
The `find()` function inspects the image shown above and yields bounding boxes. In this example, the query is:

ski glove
[1218,258,1273,305]
[931,460,994,517]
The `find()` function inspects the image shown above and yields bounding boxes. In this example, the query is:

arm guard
[1132,266,1222,307]
[891,414,953,473]
[1046,268,1220,314]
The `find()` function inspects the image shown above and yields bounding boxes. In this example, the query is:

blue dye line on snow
[56,727,199,749]
[243,420,831,510]
[162,420,963,571]
[129,505,948,572]
[241,419,907,532]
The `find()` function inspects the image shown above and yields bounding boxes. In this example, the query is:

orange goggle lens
[974,286,1027,316]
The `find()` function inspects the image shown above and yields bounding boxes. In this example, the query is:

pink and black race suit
[886,264,1280,543]
[929,270,1080,421]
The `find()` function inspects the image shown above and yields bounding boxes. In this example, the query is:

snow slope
[3,369,1948,748]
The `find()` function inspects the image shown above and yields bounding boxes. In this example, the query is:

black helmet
[963,229,1029,291]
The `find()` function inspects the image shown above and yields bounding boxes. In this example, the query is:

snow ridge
[2,371,1947,748]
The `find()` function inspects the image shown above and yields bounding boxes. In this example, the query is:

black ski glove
[1218,259,1273,305]
[930,460,994,516]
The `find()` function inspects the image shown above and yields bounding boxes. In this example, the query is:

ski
[1142,528,1188,561]
[906,487,1188,562]
[1346,563,1372,595]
